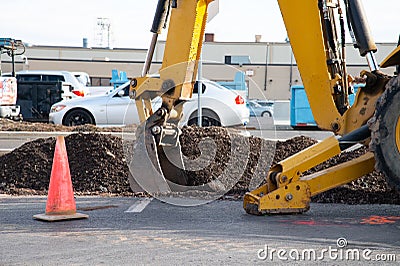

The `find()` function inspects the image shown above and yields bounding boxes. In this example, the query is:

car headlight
[50,105,66,113]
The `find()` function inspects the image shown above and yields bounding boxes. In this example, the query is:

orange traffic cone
[33,136,88,221]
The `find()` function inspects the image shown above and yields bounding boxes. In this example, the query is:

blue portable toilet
[290,84,364,129]
[110,69,129,89]
[290,85,317,128]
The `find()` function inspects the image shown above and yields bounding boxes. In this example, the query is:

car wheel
[188,109,221,127]
[63,109,94,126]
[261,111,272,117]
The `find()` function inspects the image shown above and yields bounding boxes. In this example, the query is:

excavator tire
[369,75,400,190]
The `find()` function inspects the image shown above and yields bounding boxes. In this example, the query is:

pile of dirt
[180,126,274,193]
[0,133,134,196]
[0,126,399,205]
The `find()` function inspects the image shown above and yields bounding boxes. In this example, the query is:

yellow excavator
[128,0,400,214]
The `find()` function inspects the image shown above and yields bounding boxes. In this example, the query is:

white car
[247,100,274,117]
[49,80,249,127]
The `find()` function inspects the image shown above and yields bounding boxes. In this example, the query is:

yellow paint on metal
[143,99,154,118]
[301,152,375,196]
[340,86,384,135]
[133,76,163,122]
[277,0,341,132]
[270,136,341,184]
[381,46,400,68]
[161,0,211,100]
[132,0,212,123]
[257,182,311,214]
[244,152,375,215]
[244,136,345,214]
[135,99,146,122]
[132,77,163,95]
[243,191,260,210]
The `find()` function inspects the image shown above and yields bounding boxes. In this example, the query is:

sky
[2,0,399,49]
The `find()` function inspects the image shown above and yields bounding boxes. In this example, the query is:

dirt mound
[0,126,399,204]
[179,126,275,195]
[0,133,133,196]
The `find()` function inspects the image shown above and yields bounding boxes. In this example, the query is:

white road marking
[125,198,153,213]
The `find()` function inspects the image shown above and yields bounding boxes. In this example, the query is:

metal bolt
[331,122,340,132]
[129,89,136,99]
[280,175,288,183]
[285,193,293,201]
[156,108,166,117]
[130,78,137,88]
[151,126,162,135]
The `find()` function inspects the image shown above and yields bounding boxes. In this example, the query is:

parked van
[3,70,90,100]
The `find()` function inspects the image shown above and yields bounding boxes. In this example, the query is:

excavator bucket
[125,108,221,206]
[127,111,188,196]
[125,0,217,205]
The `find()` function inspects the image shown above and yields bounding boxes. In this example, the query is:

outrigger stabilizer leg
[243,125,375,215]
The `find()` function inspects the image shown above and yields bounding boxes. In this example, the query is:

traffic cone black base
[33,212,88,222]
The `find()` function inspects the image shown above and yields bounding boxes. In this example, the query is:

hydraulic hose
[151,0,170,34]
[142,0,171,77]
[344,0,377,57]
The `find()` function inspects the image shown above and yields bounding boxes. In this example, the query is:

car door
[248,101,257,117]
[105,86,139,125]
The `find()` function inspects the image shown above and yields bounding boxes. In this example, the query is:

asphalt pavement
[0,128,398,265]
[0,196,399,265]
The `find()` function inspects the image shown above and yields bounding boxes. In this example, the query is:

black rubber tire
[187,109,221,127]
[63,109,95,126]
[369,75,400,190]
[261,111,272,117]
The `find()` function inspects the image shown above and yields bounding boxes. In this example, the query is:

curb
[0,149,12,156]
[0,131,135,138]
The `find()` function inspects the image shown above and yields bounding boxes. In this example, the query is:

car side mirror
[117,90,125,97]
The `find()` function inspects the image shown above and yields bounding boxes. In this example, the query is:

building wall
[1,42,396,100]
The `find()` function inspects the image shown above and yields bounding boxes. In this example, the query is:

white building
[1,40,397,100]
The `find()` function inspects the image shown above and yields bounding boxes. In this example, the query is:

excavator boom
[128,0,400,213]
[128,0,213,195]
[244,0,399,214]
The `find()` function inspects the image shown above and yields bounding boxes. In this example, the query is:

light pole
[197,54,203,127]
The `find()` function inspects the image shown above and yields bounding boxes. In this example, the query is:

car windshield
[257,101,273,107]
[107,82,130,95]
[249,101,262,108]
